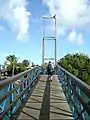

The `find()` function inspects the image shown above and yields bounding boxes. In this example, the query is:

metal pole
[42,38,44,65]
[42,15,57,66]
[42,18,44,65]
[0,65,1,77]
[55,16,57,66]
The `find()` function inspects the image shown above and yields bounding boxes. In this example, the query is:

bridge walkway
[17,75,73,120]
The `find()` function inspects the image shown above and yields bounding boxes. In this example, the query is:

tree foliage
[58,53,90,85]
[22,60,30,67]
[6,55,18,67]
[4,55,30,76]
[5,55,19,76]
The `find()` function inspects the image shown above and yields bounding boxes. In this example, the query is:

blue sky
[0,0,90,65]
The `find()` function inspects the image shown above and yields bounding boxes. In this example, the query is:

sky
[0,0,90,65]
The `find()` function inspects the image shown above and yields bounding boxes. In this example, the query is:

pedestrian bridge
[0,65,90,120]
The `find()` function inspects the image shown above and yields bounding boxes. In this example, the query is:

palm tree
[5,55,19,76]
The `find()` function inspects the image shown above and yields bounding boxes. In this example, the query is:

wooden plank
[50,75,73,120]
[17,75,73,120]
[17,75,47,120]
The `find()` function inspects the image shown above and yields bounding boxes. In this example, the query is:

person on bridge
[46,61,53,81]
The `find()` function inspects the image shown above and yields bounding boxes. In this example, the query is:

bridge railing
[0,66,42,120]
[57,65,90,120]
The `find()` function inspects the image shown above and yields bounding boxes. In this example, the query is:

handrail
[57,65,90,119]
[0,81,30,119]
[0,78,28,104]
[57,65,90,97]
[0,66,38,90]
[0,66,42,119]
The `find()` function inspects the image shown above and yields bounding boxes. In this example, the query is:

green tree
[58,53,90,85]
[22,60,30,67]
[15,62,28,74]
[5,55,19,76]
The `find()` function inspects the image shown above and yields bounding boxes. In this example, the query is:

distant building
[0,65,7,77]
[0,65,4,70]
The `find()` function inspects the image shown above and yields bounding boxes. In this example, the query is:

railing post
[66,75,70,102]
[10,83,14,117]
[20,77,25,101]
[62,71,66,93]
[71,82,76,119]
[78,88,85,120]
[27,73,31,92]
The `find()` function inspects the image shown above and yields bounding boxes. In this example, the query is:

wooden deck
[17,75,73,120]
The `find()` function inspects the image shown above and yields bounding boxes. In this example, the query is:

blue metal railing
[0,66,43,120]
[0,64,90,120]
[57,65,90,120]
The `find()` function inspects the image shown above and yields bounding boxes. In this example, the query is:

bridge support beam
[42,15,57,66]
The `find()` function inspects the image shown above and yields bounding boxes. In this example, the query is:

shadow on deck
[13,75,73,120]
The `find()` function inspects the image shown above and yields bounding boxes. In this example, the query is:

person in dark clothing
[46,61,53,81]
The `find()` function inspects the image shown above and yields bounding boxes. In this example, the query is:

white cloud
[43,0,90,27]
[68,29,84,45]
[77,34,84,45]
[43,19,66,37]
[57,26,66,36]
[43,0,90,43]
[0,0,31,42]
